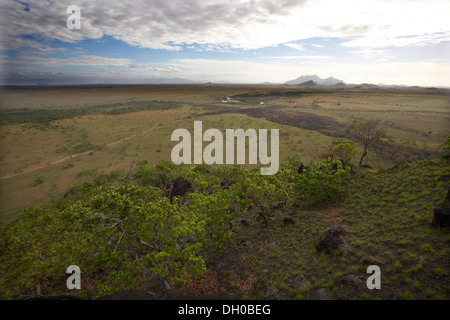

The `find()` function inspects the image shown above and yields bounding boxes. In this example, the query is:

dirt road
[0,134,137,180]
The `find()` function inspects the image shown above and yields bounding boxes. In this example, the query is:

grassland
[1,85,448,220]
[0,85,449,300]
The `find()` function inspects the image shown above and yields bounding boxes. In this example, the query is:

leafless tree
[345,120,385,167]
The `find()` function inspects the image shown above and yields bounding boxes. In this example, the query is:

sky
[0,0,449,86]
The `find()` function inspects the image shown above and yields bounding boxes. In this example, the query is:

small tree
[311,100,321,109]
[231,169,292,226]
[321,138,359,164]
[346,120,385,166]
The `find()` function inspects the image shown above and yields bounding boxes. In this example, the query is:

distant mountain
[356,83,380,88]
[285,75,345,86]
[286,75,321,85]
[297,80,317,87]
[322,77,344,86]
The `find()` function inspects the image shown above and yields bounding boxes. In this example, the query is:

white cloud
[342,32,450,49]
[284,43,306,51]
[312,44,324,48]
[349,49,395,61]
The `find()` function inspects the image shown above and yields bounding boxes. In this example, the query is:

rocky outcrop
[432,189,450,228]
[433,207,450,228]
[170,177,192,203]
[316,225,348,254]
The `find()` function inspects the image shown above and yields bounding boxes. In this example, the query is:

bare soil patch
[200,105,345,135]
[199,104,442,163]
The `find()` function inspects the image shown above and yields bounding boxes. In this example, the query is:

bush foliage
[295,160,350,205]
[0,159,352,299]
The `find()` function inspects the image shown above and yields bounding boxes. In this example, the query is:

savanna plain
[0,84,449,300]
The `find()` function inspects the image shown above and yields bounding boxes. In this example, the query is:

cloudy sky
[1,0,449,86]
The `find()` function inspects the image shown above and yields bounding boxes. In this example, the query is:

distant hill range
[285,75,345,86]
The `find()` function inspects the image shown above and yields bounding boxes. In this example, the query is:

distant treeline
[0,100,182,125]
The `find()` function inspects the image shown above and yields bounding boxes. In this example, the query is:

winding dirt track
[0,134,137,180]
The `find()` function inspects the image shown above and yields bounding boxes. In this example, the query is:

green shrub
[230,168,292,225]
[295,160,350,205]
[59,184,233,286]
[33,176,45,186]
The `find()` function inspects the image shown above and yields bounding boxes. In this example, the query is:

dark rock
[316,225,348,254]
[170,177,192,203]
[432,207,450,228]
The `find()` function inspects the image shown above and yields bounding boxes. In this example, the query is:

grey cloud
[0,0,309,51]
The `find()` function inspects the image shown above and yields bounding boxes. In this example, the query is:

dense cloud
[1,0,448,52]
[0,0,308,51]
